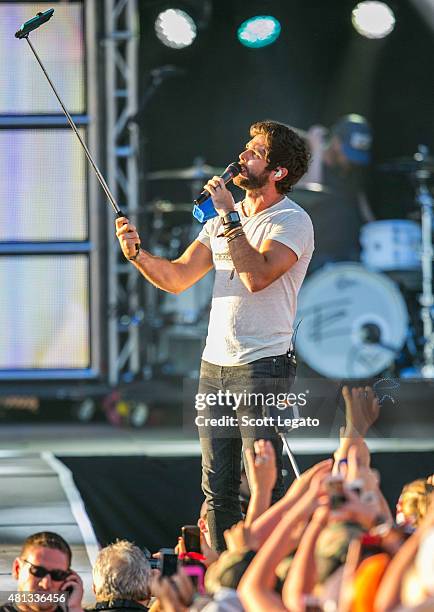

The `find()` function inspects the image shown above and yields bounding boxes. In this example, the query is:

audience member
[0,531,83,612]
[89,540,152,612]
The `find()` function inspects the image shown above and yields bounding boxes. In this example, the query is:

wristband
[178,551,206,563]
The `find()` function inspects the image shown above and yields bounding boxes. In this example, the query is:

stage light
[352,2,396,39]
[155,8,197,49]
[237,15,281,48]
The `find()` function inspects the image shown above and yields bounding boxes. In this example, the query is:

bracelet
[217,221,242,238]
[225,225,243,238]
[227,230,245,243]
[128,248,141,262]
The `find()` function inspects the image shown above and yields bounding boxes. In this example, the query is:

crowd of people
[2,386,433,612]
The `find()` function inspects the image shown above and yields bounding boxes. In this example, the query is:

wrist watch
[222,211,241,225]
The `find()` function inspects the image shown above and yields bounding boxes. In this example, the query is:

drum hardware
[152,200,194,213]
[147,162,225,181]
[360,219,422,291]
[360,220,421,272]
[290,182,331,209]
[379,145,434,378]
[415,146,434,377]
[145,196,213,333]
[378,152,434,175]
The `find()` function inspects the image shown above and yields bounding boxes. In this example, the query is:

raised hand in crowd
[224,520,259,554]
[149,569,194,612]
[345,442,394,524]
[238,466,331,612]
[198,533,220,568]
[244,440,277,526]
[333,386,380,475]
[249,458,333,546]
[336,537,362,612]
[342,385,380,438]
[281,505,330,612]
[329,485,380,530]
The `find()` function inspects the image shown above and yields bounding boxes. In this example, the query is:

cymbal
[378,155,434,175]
[147,164,225,181]
[290,182,331,208]
[152,200,192,213]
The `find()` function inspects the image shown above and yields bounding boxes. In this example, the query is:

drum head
[295,263,408,379]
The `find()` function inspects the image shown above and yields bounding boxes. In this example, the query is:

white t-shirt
[196,196,314,366]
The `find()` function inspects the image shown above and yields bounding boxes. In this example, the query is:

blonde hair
[398,479,433,528]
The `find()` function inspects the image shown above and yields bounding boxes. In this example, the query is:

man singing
[116,120,314,551]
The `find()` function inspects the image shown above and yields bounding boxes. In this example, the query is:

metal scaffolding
[103,0,141,385]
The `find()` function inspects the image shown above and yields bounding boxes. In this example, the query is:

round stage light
[352,2,396,39]
[155,8,197,49]
[237,15,281,49]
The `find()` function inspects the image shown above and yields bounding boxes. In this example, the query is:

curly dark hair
[250,120,311,194]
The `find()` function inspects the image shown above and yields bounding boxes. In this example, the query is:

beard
[234,167,271,191]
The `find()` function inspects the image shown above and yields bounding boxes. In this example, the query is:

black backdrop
[60,451,434,551]
[138,0,434,218]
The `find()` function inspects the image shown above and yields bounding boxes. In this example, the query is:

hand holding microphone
[202,176,236,216]
[193,162,241,223]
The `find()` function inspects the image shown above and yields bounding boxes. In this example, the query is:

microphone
[192,162,242,223]
[15,9,54,39]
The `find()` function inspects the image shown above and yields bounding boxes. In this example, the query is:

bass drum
[295,263,408,379]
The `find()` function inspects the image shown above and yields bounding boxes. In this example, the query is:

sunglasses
[22,559,70,582]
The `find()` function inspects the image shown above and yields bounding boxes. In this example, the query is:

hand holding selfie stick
[15,9,140,256]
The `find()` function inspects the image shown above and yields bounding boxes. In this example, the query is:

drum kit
[145,147,434,380]
[296,145,434,379]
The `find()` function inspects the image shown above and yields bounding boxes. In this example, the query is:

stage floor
[0,423,433,456]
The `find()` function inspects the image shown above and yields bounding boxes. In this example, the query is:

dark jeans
[197,353,297,551]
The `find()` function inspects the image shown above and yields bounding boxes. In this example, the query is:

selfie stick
[15,9,131,225]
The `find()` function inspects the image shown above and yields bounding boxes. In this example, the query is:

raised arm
[282,506,329,612]
[374,528,423,612]
[333,386,380,474]
[244,440,277,527]
[249,459,332,546]
[227,237,298,293]
[238,468,330,612]
[116,217,213,294]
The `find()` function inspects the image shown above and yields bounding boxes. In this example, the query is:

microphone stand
[263,404,301,480]
[414,146,434,377]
